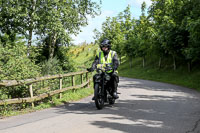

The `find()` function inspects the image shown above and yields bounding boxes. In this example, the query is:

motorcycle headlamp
[105,73,111,80]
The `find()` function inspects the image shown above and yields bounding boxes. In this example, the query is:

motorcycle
[93,64,116,110]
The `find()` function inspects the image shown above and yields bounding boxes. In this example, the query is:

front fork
[101,74,108,102]
[101,74,105,97]
[94,74,106,99]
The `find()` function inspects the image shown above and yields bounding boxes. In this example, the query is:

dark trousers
[93,72,119,94]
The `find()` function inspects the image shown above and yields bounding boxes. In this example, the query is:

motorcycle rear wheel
[94,83,104,110]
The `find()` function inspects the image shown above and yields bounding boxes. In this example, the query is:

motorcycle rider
[87,39,120,99]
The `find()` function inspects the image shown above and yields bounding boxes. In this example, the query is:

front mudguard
[93,74,101,83]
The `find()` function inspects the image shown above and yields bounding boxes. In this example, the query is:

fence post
[81,74,83,84]
[29,84,34,108]
[72,75,75,86]
[86,72,89,88]
[59,78,62,99]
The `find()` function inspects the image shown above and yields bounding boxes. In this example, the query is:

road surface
[1,77,200,133]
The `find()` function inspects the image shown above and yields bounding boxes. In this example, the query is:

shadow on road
[52,77,200,133]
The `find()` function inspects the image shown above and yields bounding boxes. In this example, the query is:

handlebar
[96,64,113,72]
[87,64,113,72]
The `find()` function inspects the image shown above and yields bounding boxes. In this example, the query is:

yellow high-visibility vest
[97,50,116,73]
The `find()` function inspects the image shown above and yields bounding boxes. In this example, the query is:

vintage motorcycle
[93,64,116,110]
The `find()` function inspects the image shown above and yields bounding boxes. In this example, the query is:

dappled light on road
[1,77,200,133]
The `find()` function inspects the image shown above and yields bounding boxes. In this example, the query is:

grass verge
[0,87,93,118]
[118,58,200,91]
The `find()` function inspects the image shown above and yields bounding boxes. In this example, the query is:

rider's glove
[87,68,94,72]
[113,68,118,75]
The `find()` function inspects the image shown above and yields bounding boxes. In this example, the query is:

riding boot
[113,82,119,99]
[113,92,119,99]
[111,72,119,99]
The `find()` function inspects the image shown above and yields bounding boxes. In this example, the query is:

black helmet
[100,39,111,49]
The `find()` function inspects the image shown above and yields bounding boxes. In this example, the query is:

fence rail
[0,71,92,107]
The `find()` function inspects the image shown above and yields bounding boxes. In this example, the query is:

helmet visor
[101,44,108,48]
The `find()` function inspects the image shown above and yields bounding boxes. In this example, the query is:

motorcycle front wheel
[94,83,104,110]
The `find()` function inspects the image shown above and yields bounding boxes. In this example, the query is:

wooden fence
[0,71,92,107]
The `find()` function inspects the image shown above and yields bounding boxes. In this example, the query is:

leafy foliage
[0,0,101,57]
[40,57,62,76]
[0,34,40,80]
[0,1,101,115]
[0,34,41,101]
[95,0,200,71]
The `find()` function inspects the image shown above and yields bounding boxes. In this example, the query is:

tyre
[94,83,104,109]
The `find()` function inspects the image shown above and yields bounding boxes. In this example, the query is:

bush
[40,57,63,76]
[0,37,40,80]
[0,34,40,99]
[55,46,75,72]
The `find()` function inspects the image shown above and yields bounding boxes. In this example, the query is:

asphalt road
[1,77,200,133]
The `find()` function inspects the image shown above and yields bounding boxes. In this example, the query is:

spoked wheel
[94,83,104,110]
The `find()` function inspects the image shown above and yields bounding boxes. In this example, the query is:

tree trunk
[143,56,145,68]
[27,0,36,56]
[49,33,57,59]
[27,29,32,56]
[158,57,162,69]
[173,55,176,70]
[187,61,191,72]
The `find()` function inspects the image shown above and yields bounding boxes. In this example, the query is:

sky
[71,0,152,45]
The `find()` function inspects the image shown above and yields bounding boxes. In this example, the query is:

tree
[0,0,101,58]
[37,35,74,73]
[182,0,200,71]
[149,0,186,70]
[116,5,133,63]
[94,6,133,62]
[133,2,153,68]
